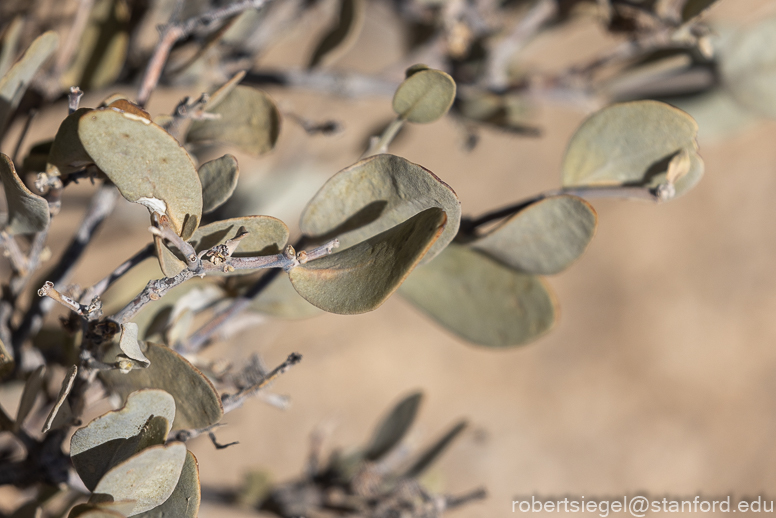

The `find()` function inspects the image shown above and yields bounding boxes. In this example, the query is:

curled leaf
[100,343,223,429]
[561,100,703,199]
[472,195,597,275]
[90,442,187,516]
[78,107,202,238]
[300,154,460,263]
[290,207,447,314]
[118,323,150,369]
[198,154,239,214]
[399,244,556,347]
[16,365,45,428]
[42,365,77,433]
[0,153,49,234]
[392,68,456,123]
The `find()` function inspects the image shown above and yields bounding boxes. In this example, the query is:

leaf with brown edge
[472,195,597,275]
[186,82,280,156]
[0,31,58,136]
[133,451,200,518]
[290,208,447,315]
[299,154,460,264]
[561,100,703,199]
[198,154,239,214]
[78,107,202,239]
[0,153,49,234]
[392,68,456,124]
[399,244,556,347]
[157,215,289,277]
[71,389,175,490]
[90,442,187,516]
[100,343,223,430]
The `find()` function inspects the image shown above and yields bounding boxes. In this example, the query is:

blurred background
[3,0,776,516]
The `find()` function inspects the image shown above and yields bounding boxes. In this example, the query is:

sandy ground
[4,0,776,517]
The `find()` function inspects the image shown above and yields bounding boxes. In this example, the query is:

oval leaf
[91,442,187,516]
[47,108,94,177]
[365,392,422,461]
[133,451,200,518]
[402,420,467,478]
[299,154,460,264]
[198,154,239,214]
[0,153,49,234]
[78,107,202,238]
[399,244,556,347]
[71,389,175,490]
[186,85,280,156]
[719,17,776,118]
[392,68,456,123]
[308,0,365,68]
[157,215,289,277]
[100,343,223,430]
[472,195,597,275]
[0,31,58,135]
[290,207,447,314]
[561,100,703,198]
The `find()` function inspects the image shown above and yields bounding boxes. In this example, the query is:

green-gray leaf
[68,504,127,517]
[186,84,280,156]
[719,17,776,118]
[198,154,239,214]
[290,207,447,314]
[299,154,460,264]
[157,215,289,277]
[0,31,58,136]
[71,389,175,490]
[392,68,456,124]
[399,244,556,347]
[308,0,365,68]
[1,153,49,234]
[90,442,187,516]
[100,343,223,430]
[365,392,422,461]
[133,451,200,518]
[472,195,597,275]
[47,108,94,177]
[78,107,202,239]
[561,100,702,198]
[402,420,467,478]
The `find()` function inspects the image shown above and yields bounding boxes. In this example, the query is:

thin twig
[220,353,302,414]
[80,243,155,304]
[68,87,84,114]
[12,184,118,358]
[136,0,275,106]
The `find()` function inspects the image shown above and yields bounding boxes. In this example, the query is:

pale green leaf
[365,392,422,461]
[299,154,460,264]
[133,451,200,518]
[71,389,174,490]
[0,17,24,79]
[308,0,365,68]
[290,207,447,314]
[0,31,58,135]
[100,343,223,429]
[392,68,456,123]
[561,100,702,198]
[78,108,202,239]
[198,154,239,214]
[0,153,49,234]
[472,195,597,275]
[399,244,556,347]
[186,83,280,156]
[47,108,93,177]
[91,442,187,516]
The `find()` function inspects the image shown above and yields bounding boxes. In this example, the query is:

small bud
[297,250,308,264]
[284,245,296,259]
[149,291,160,301]
[117,358,133,373]
[223,265,235,273]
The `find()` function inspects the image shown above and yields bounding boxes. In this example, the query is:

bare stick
[136,0,275,107]
[68,87,84,114]
[80,243,155,303]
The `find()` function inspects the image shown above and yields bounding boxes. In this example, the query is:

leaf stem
[363,117,405,158]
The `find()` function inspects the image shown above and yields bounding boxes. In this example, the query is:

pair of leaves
[289,154,461,315]
[69,389,200,518]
